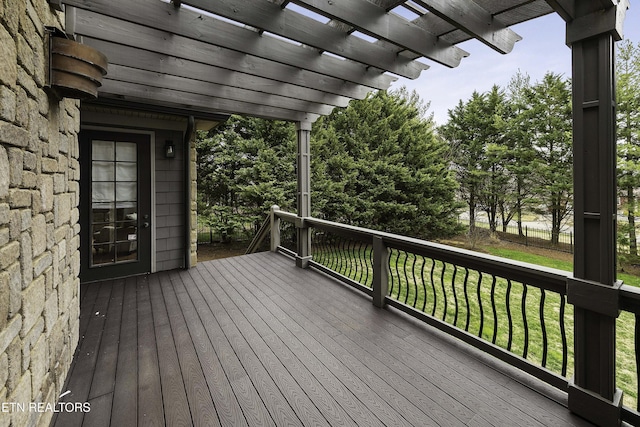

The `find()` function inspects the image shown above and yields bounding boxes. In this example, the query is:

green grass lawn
[312,238,640,410]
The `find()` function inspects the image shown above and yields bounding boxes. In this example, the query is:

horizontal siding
[155,129,185,272]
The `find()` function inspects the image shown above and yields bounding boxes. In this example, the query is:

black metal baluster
[356,241,365,284]
[420,258,428,312]
[464,268,471,332]
[506,279,513,352]
[396,250,405,302]
[403,251,411,305]
[338,237,345,273]
[365,244,372,288]
[430,260,437,316]
[387,249,393,296]
[491,276,498,344]
[560,295,567,377]
[314,233,324,265]
[440,261,448,322]
[477,273,484,339]
[540,289,548,367]
[324,234,331,267]
[451,265,459,327]
[347,239,356,280]
[522,283,529,359]
[411,253,419,308]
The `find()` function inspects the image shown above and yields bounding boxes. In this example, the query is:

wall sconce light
[164,140,176,158]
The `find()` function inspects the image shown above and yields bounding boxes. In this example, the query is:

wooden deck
[52,252,594,427]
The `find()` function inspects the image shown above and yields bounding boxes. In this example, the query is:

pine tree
[520,73,573,244]
[617,40,640,259]
[440,87,511,234]
[197,116,296,241]
[312,88,461,239]
[504,71,535,236]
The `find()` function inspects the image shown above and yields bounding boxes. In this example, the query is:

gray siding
[155,129,186,271]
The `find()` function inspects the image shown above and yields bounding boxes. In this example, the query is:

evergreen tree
[440,87,511,234]
[197,116,296,241]
[520,73,573,244]
[312,88,461,239]
[504,71,535,236]
[617,40,640,259]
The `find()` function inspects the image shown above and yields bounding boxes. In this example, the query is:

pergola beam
[414,0,522,54]
[180,0,429,79]
[61,0,395,90]
[99,79,320,123]
[72,9,370,101]
[82,37,350,109]
[290,0,469,68]
[104,65,335,116]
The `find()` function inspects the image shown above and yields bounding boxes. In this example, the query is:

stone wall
[0,1,81,426]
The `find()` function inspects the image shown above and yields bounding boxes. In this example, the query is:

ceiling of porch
[57,0,581,122]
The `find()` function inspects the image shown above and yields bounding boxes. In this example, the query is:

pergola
[52,0,630,425]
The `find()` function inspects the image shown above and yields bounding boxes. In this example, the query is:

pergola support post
[296,120,312,268]
[564,2,628,426]
[270,205,281,253]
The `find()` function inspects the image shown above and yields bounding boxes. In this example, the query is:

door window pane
[116,163,136,181]
[116,182,137,202]
[90,139,139,267]
[92,141,114,161]
[116,142,137,162]
[92,162,115,181]
[92,182,114,203]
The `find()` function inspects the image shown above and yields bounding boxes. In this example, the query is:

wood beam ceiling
[58,0,562,122]
[99,79,320,122]
[289,0,469,67]
[63,0,395,89]
[413,0,522,54]
[180,0,429,79]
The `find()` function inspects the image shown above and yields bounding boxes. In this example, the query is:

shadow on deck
[52,252,594,426]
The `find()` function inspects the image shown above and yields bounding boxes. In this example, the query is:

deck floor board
[53,252,595,427]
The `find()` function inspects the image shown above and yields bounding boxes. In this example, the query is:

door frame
[79,126,157,282]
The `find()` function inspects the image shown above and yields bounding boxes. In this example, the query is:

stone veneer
[0,1,81,426]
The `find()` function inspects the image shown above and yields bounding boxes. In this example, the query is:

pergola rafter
[289,0,470,67]
[180,0,430,79]
[60,0,567,121]
[73,11,361,104]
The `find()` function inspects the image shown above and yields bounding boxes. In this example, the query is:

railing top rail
[245,214,272,254]
[620,284,640,313]
[275,210,298,223]
[276,211,569,294]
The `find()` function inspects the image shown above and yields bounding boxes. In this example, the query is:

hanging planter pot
[48,35,108,99]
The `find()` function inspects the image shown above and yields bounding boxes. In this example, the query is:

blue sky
[392,6,640,125]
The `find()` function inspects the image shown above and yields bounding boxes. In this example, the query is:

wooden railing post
[372,236,390,308]
[270,205,280,252]
[296,120,312,268]
[563,3,628,425]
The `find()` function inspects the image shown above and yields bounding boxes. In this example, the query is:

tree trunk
[469,193,476,232]
[628,185,638,258]
[551,194,560,245]
[516,178,523,236]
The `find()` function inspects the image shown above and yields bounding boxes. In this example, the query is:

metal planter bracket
[567,277,622,318]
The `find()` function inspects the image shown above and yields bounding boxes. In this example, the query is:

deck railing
[268,208,640,424]
[620,286,640,423]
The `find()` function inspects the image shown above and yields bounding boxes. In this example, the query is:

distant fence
[460,219,574,253]
[196,221,248,244]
